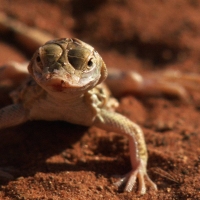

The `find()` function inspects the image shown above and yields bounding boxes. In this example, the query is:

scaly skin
[0,38,157,194]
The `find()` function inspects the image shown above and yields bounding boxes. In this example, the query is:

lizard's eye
[36,55,41,62]
[35,54,44,71]
[85,57,96,72]
[87,58,93,67]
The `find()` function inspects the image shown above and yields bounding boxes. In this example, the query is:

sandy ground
[0,0,200,199]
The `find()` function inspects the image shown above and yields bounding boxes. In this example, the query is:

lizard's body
[0,38,156,193]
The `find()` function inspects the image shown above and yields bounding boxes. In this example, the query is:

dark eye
[36,55,41,62]
[87,58,93,67]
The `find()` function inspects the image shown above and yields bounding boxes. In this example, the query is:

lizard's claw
[114,163,157,194]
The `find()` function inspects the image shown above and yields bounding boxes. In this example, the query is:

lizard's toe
[114,164,157,194]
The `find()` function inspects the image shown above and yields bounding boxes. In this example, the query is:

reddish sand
[0,1,200,199]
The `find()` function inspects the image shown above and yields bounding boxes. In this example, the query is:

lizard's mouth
[29,38,107,91]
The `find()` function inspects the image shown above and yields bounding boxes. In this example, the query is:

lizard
[0,37,157,194]
[0,12,200,194]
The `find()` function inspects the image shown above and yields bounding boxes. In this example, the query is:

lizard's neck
[46,89,86,104]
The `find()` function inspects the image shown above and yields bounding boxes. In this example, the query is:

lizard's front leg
[0,104,28,130]
[93,109,157,194]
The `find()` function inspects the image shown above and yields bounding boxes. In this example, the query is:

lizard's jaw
[37,65,102,92]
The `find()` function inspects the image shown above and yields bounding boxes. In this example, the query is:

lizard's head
[28,38,107,92]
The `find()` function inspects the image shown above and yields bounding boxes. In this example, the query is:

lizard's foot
[114,162,157,194]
